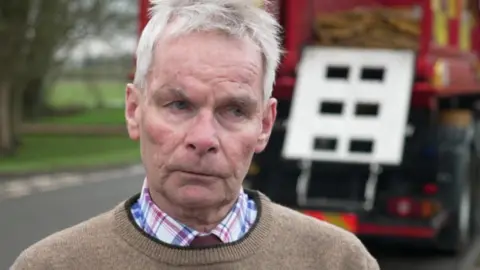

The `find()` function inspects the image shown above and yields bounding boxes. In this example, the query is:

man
[11,0,379,269]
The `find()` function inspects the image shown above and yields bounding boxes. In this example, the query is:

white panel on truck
[282,46,415,165]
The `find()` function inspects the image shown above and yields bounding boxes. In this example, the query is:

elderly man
[11,0,379,269]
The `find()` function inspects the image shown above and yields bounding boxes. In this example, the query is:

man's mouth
[166,164,227,179]
[178,170,219,179]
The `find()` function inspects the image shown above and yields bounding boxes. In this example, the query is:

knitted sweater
[10,190,379,270]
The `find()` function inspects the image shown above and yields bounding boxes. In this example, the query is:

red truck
[136,0,480,254]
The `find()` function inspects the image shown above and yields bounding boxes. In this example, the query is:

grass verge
[40,79,126,125]
[38,108,126,125]
[0,79,137,175]
[0,135,140,175]
[47,79,125,109]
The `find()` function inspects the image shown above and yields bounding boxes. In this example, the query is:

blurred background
[0,0,138,175]
[0,0,143,267]
[1,0,480,270]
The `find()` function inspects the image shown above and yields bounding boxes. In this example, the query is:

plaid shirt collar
[132,179,258,246]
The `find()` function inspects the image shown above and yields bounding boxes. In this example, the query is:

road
[0,167,478,270]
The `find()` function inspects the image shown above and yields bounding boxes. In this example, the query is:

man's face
[125,30,277,209]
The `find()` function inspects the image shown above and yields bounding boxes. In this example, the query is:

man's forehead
[152,37,261,75]
[154,29,262,61]
[147,29,264,101]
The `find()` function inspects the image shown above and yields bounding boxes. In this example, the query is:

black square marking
[355,103,379,117]
[361,67,385,82]
[326,65,350,80]
[349,139,374,153]
[319,101,344,115]
[314,137,337,151]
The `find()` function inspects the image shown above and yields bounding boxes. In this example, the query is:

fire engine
[135,0,480,254]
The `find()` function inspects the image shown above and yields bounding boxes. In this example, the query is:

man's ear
[255,97,277,153]
[125,83,141,141]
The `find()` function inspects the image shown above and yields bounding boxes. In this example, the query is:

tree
[0,0,135,156]
[20,0,130,119]
[0,0,32,155]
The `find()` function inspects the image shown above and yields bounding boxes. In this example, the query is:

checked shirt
[130,179,258,246]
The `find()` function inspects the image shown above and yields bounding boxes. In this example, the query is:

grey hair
[133,0,283,101]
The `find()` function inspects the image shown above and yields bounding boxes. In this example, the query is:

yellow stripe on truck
[459,11,473,51]
[431,0,449,47]
[301,210,358,233]
[322,213,357,233]
[447,0,460,18]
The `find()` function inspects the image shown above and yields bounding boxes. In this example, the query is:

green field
[39,108,126,125]
[0,79,141,175]
[40,81,125,125]
[39,79,127,125]
[0,135,140,174]
[48,79,126,109]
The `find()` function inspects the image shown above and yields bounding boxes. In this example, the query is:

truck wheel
[469,115,480,236]
[435,110,476,255]
[436,147,474,255]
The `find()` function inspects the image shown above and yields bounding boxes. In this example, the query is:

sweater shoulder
[10,208,116,269]
[269,203,379,269]
[270,202,359,241]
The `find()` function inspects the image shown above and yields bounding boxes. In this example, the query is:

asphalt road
[0,169,479,270]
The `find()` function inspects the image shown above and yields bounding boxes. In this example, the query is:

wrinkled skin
[125,30,277,231]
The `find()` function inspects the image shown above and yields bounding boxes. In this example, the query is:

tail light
[387,197,441,219]
[423,183,438,195]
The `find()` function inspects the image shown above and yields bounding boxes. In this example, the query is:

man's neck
[150,191,237,233]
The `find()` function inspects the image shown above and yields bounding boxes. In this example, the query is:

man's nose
[184,113,219,155]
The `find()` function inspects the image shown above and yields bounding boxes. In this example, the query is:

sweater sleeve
[9,248,54,270]
[347,238,380,270]
[363,248,380,270]
[332,232,380,270]
[367,255,380,270]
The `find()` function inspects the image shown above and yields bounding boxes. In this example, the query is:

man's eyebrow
[151,85,189,100]
[227,95,258,108]
[167,87,189,99]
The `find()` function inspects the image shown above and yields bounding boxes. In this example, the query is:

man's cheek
[143,116,167,145]
[234,138,258,169]
[240,133,259,156]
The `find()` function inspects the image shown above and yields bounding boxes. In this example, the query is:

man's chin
[175,185,218,206]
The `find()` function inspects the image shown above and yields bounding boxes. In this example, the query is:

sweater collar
[113,189,274,266]
[135,179,258,246]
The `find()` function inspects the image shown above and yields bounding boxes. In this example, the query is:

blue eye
[228,107,245,117]
[169,101,189,110]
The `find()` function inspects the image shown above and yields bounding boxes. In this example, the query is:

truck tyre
[436,142,472,255]
[471,118,480,236]
[435,110,478,255]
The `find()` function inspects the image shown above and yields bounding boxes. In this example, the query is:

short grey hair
[133,0,282,101]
